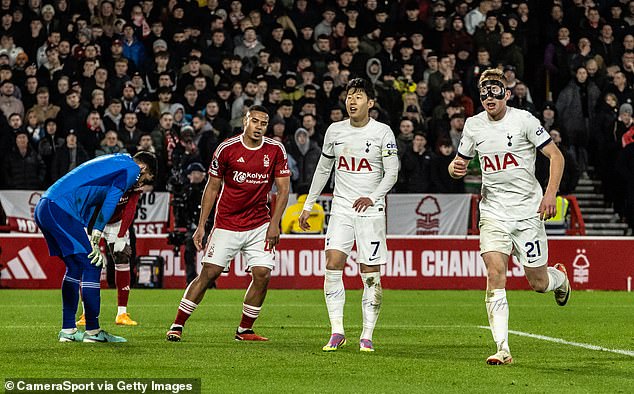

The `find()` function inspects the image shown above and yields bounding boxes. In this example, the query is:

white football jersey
[304,118,398,217]
[458,107,552,221]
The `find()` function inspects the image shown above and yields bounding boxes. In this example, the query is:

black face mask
[479,80,506,101]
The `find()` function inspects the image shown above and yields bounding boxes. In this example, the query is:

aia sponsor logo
[337,156,372,172]
[481,152,519,173]
[415,196,441,235]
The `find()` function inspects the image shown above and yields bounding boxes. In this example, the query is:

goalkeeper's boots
[235,329,269,341]
[322,333,347,352]
[359,338,375,352]
[83,330,127,343]
[166,326,182,342]
[76,314,86,326]
[58,329,84,342]
[116,313,138,326]
[486,350,513,365]
[554,263,571,306]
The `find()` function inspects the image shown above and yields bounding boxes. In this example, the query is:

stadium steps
[582,214,620,222]
[573,169,629,235]
[585,228,630,236]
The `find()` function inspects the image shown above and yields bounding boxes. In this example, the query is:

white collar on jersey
[240,133,264,151]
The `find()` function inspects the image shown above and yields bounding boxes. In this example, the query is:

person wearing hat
[284,127,321,194]
[442,14,473,57]
[473,11,502,61]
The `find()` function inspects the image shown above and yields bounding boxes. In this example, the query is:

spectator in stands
[473,12,502,62]
[2,130,45,189]
[431,137,465,193]
[556,66,601,176]
[396,117,415,159]
[593,94,619,206]
[103,99,123,133]
[50,131,89,182]
[509,82,536,115]
[498,32,524,80]
[399,131,433,193]
[285,127,321,194]
[95,130,127,157]
[465,0,491,35]
[0,80,23,118]
[37,118,63,186]
[118,112,142,154]
[536,129,579,196]
[30,86,59,124]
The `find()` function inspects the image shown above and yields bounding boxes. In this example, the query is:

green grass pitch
[0,289,632,393]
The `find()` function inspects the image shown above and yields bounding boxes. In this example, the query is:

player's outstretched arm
[538,142,565,220]
[449,156,469,179]
[192,176,222,251]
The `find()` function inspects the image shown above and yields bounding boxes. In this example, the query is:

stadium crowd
[0,0,633,230]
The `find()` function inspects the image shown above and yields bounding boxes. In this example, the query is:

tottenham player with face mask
[299,78,399,352]
[449,68,571,365]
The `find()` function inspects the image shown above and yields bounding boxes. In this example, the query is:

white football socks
[485,289,510,353]
[117,306,127,315]
[324,269,346,335]
[546,266,566,292]
[360,272,382,341]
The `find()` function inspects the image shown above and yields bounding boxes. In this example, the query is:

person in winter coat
[431,138,465,193]
[399,132,433,193]
[51,132,90,182]
[285,127,321,194]
[555,66,601,175]
[2,130,45,189]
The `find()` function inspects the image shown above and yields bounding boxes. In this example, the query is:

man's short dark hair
[248,104,269,116]
[346,78,376,100]
[133,151,157,178]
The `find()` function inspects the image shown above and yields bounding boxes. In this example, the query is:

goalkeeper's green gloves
[87,230,104,267]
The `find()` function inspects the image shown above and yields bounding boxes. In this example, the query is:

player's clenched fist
[298,210,311,231]
[449,158,468,178]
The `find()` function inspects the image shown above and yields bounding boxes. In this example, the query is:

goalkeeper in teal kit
[34,152,156,343]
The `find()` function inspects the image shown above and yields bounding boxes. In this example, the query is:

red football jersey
[209,135,290,231]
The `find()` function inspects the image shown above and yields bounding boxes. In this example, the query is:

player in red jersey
[166,105,290,342]
[76,186,144,326]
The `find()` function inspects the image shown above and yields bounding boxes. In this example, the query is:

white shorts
[202,223,275,270]
[325,214,387,265]
[102,221,129,244]
[479,216,548,268]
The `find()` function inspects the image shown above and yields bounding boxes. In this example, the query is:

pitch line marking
[478,326,634,357]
